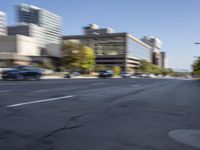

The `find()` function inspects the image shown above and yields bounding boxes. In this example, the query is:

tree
[79,46,95,73]
[62,42,95,73]
[62,42,80,70]
[139,60,163,74]
[139,60,177,76]
[192,57,200,75]
[35,59,56,71]
[112,66,121,76]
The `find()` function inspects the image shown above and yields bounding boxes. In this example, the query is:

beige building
[0,35,41,56]
[0,35,41,66]
[7,24,46,48]
[0,52,31,66]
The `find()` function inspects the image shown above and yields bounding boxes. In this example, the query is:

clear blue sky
[1,0,200,70]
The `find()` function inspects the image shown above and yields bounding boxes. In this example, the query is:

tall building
[141,36,164,67]
[16,3,62,44]
[0,11,7,36]
[63,24,152,73]
[160,51,166,68]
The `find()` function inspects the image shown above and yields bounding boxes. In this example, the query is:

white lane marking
[6,95,75,108]
[0,90,11,93]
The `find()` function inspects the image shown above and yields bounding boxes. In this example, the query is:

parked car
[64,72,80,78]
[40,68,54,75]
[1,66,42,80]
[98,70,113,78]
[147,73,156,78]
[135,73,147,78]
[121,72,131,78]
[135,72,144,77]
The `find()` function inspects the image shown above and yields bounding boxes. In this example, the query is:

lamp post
[194,43,200,58]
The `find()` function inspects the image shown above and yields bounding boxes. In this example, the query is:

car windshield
[100,70,107,73]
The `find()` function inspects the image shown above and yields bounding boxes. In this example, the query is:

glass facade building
[82,36,126,56]
[0,11,7,36]
[140,36,165,68]
[127,36,151,62]
[16,4,62,44]
[63,30,152,73]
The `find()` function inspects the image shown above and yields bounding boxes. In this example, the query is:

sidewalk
[41,75,64,79]
[41,75,98,79]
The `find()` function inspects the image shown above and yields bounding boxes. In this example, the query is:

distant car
[147,74,156,78]
[98,70,113,78]
[41,69,54,75]
[135,73,147,78]
[121,72,131,78]
[64,72,80,78]
[1,66,42,80]
[135,72,145,78]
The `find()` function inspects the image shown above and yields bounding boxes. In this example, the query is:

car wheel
[35,75,41,80]
[1,78,7,81]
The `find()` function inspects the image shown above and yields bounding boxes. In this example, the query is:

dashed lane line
[6,95,75,108]
[0,90,11,93]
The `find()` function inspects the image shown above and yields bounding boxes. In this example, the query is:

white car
[147,74,156,78]
[121,72,131,78]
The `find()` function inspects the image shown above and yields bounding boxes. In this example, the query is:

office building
[8,24,45,48]
[141,36,164,67]
[160,51,166,68]
[16,3,62,44]
[0,35,40,56]
[0,52,31,67]
[63,24,152,73]
[0,11,7,36]
[0,35,41,66]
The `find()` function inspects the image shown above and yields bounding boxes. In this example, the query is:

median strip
[6,95,75,108]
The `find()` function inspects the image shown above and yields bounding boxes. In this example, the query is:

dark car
[1,66,42,80]
[98,70,113,78]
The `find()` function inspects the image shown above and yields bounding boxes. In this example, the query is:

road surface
[0,78,200,150]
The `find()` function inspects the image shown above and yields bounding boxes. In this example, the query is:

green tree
[112,66,121,76]
[139,60,176,76]
[62,42,80,70]
[79,46,95,73]
[139,60,162,74]
[62,42,95,73]
[192,57,200,75]
[35,59,56,71]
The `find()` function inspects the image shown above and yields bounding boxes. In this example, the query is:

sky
[1,0,200,70]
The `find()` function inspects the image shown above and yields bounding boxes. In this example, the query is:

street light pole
[194,43,200,59]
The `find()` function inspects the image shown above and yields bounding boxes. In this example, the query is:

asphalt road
[0,78,200,150]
